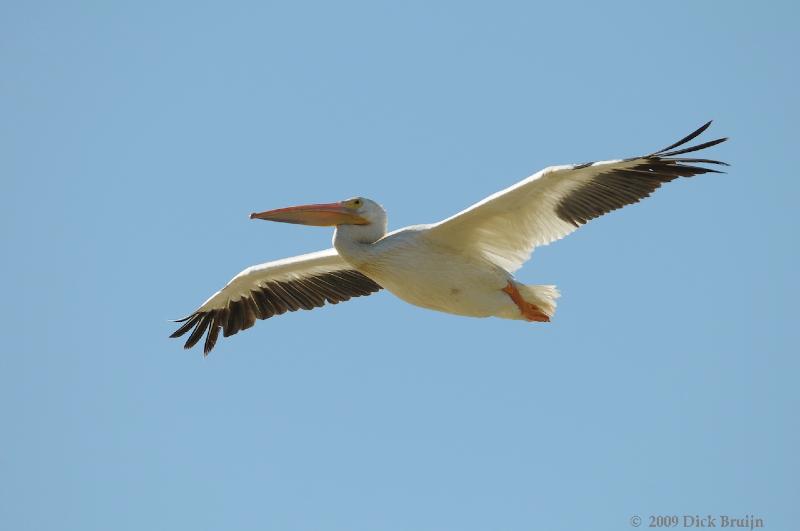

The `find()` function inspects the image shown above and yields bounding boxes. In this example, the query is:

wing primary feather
[184,313,212,350]
[204,313,221,356]
[240,297,258,331]
[658,137,728,157]
[216,307,229,337]
[257,287,282,316]
[250,289,274,319]
[224,301,243,337]
[670,157,729,166]
[170,313,202,338]
[652,121,713,154]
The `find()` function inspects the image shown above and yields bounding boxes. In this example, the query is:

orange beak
[249,202,369,226]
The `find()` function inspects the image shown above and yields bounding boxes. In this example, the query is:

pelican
[171,122,727,355]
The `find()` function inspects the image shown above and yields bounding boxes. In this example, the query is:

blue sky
[2,1,798,530]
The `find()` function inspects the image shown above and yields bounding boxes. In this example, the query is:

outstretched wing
[426,122,728,272]
[170,248,382,355]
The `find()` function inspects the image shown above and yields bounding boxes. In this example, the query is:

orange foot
[502,281,550,322]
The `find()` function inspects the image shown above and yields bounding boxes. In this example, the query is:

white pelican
[172,122,727,355]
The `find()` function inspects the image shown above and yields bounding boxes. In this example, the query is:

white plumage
[172,122,727,355]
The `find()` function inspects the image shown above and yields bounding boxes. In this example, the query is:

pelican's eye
[349,198,363,208]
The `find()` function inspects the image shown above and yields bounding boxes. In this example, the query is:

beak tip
[249,213,257,220]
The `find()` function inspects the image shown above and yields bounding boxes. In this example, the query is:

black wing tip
[182,337,212,357]
[651,121,728,156]
[647,121,728,164]
[170,311,219,356]
[555,121,729,229]
[171,270,383,356]
[169,313,201,338]
[651,121,710,154]
[658,137,729,158]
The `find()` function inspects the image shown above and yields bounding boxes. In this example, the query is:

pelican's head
[250,196,388,245]
[250,196,385,226]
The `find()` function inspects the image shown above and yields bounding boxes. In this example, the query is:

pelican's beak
[249,202,368,226]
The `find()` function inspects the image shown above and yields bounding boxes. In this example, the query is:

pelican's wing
[170,248,382,355]
[426,122,728,272]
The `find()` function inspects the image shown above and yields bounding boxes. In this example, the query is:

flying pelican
[171,122,727,355]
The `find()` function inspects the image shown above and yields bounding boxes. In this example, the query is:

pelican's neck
[333,223,386,265]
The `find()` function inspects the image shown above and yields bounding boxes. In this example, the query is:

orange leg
[502,281,550,322]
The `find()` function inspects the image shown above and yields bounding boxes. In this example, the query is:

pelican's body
[172,122,728,355]
[335,224,526,320]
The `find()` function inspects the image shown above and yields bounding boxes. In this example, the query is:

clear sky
[2,1,797,530]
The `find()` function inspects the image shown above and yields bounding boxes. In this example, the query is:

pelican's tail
[517,284,560,320]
